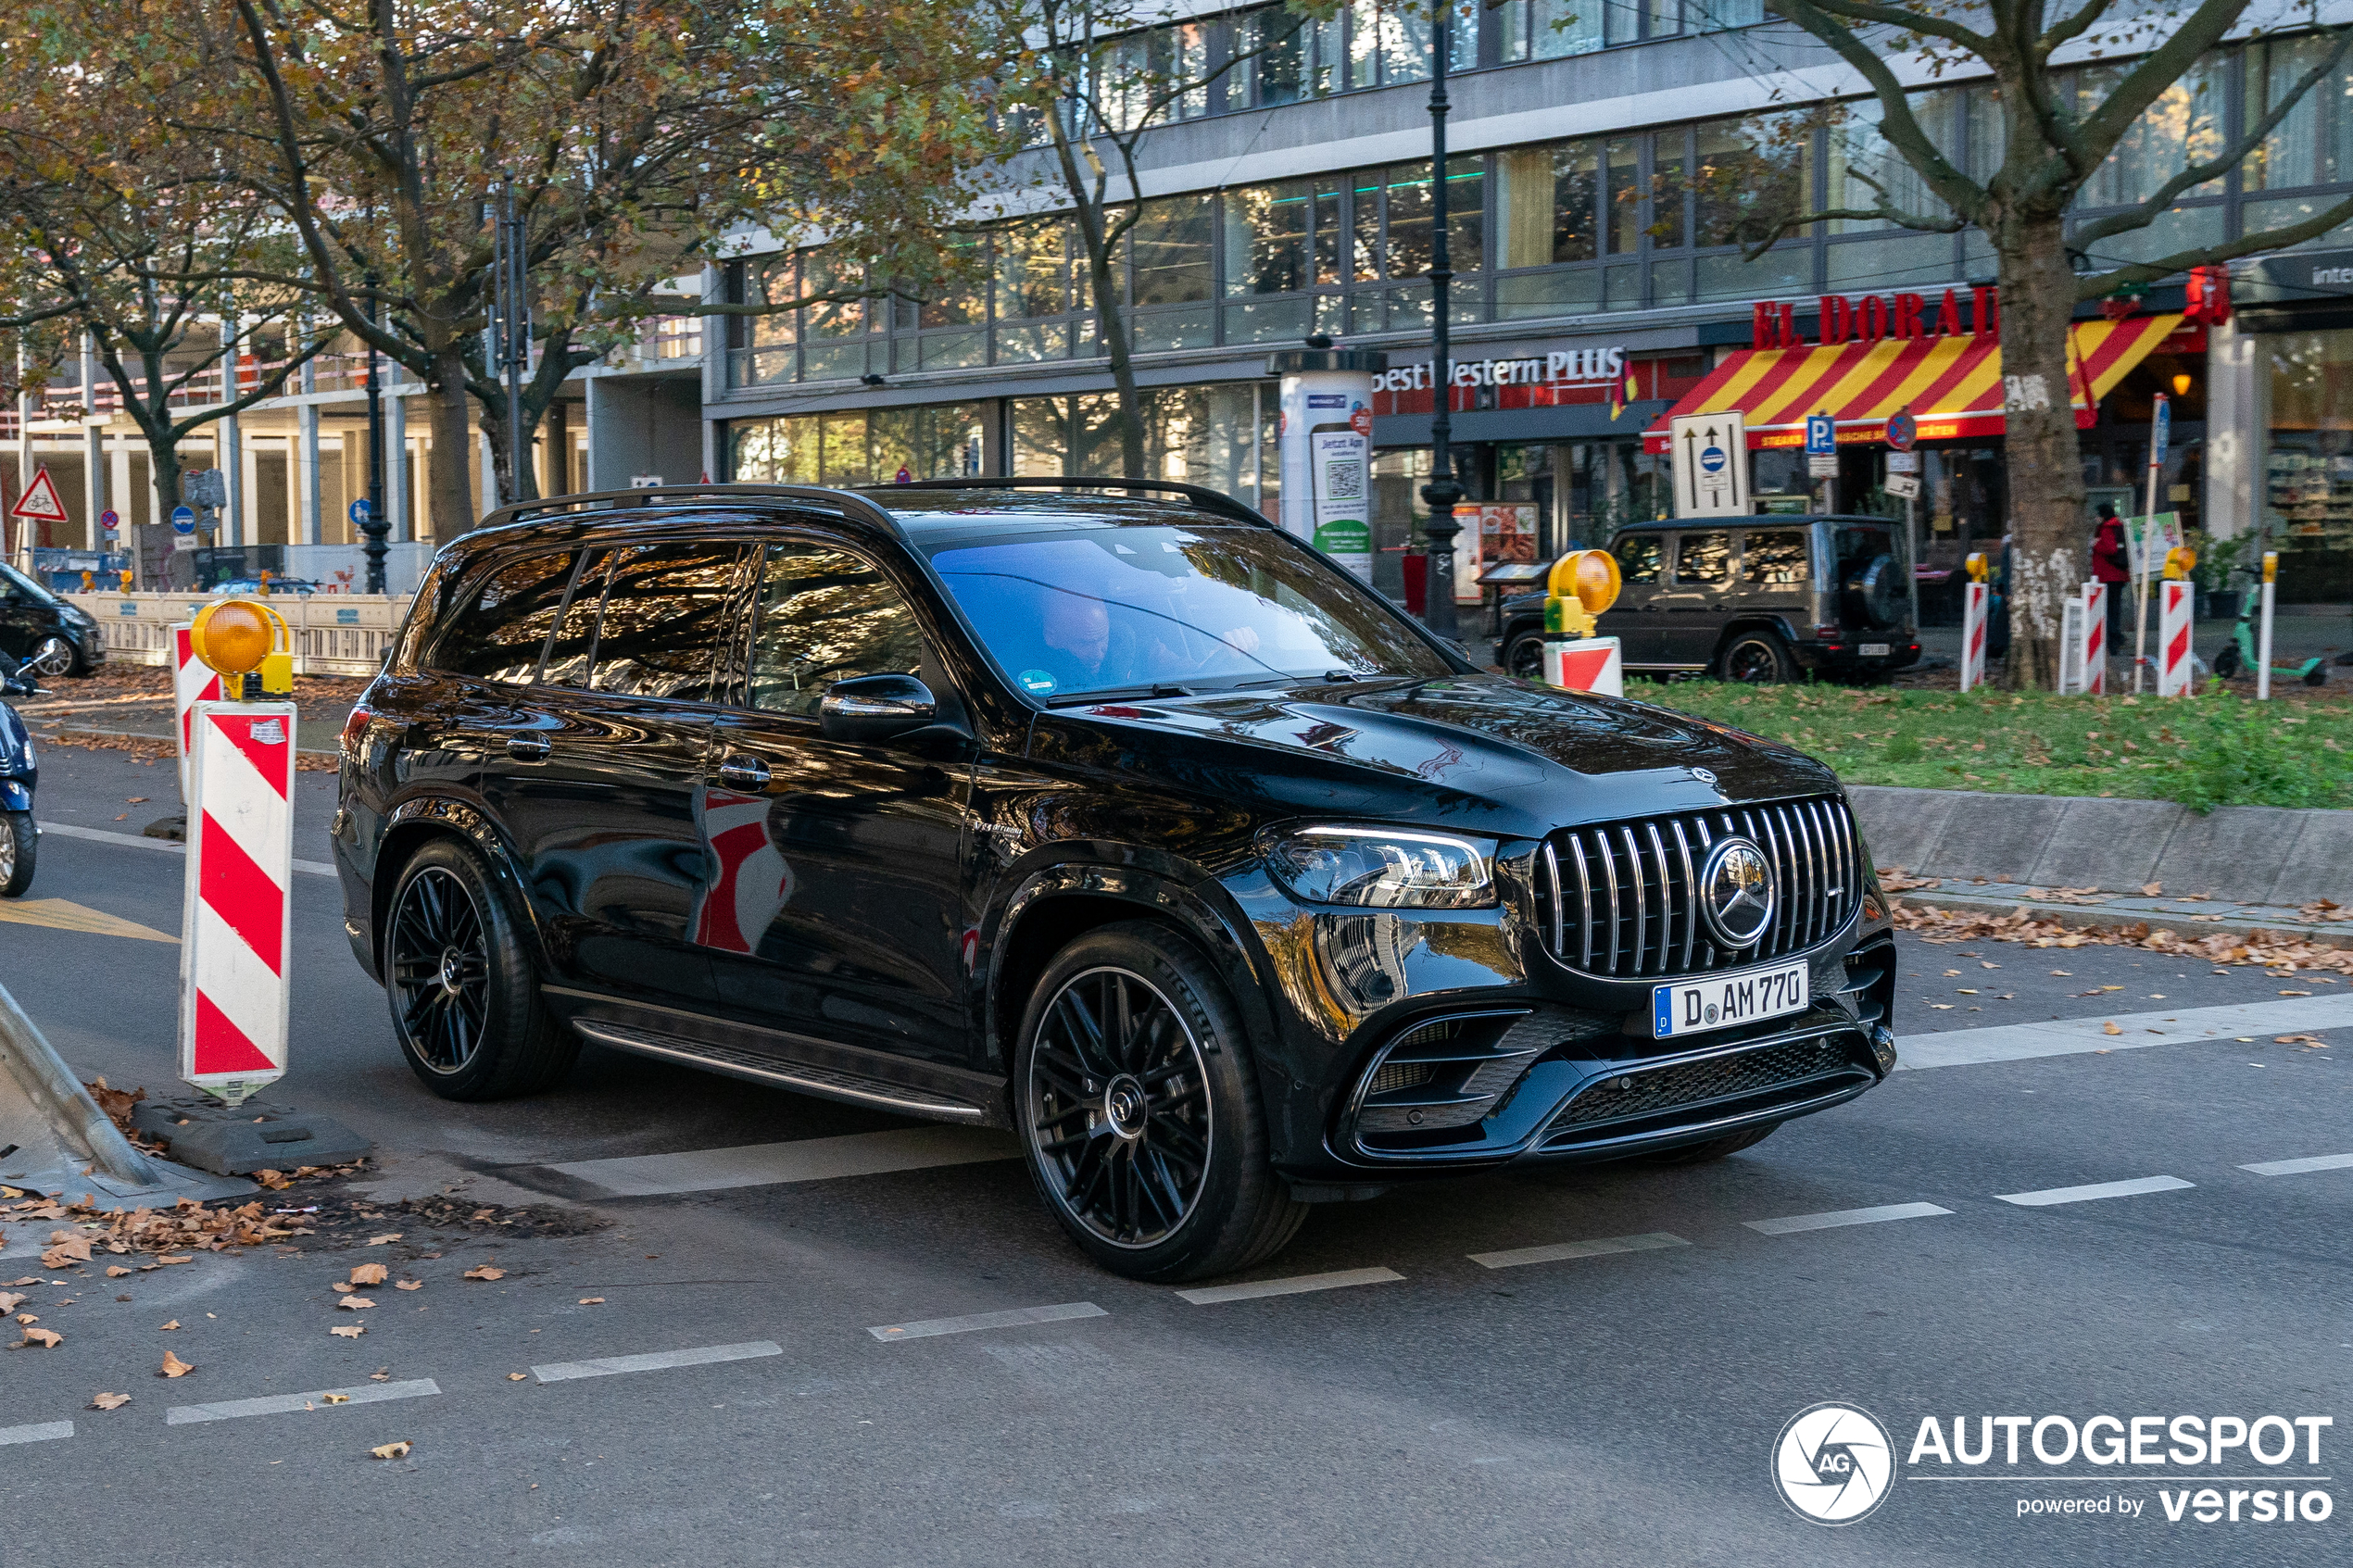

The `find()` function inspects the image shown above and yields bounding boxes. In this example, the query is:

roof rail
[475,483,908,542]
[877,475,1274,529]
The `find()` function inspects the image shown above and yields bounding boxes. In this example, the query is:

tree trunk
[425,344,478,536]
[1996,217,2088,692]
[1094,252,1146,477]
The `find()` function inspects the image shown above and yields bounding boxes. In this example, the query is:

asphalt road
[1,741,2347,1568]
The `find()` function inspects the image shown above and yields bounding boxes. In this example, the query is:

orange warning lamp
[2163,546,2196,583]
[191,598,295,696]
[1965,552,1989,583]
[1543,548,1622,638]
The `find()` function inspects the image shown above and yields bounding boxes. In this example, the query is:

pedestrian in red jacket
[2091,504,2130,652]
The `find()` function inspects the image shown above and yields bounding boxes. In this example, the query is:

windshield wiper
[1045,683,1194,707]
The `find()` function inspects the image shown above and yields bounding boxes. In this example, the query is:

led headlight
[1265,825,1496,909]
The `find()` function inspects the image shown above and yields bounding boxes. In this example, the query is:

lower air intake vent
[1548,1036,1854,1135]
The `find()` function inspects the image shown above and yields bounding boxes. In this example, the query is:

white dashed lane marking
[165,1378,441,1425]
[546,1127,1019,1197]
[1468,1232,1691,1270]
[1744,1202,1954,1236]
[869,1302,1106,1342]
[534,1340,784,1382]
[37,820,336,878]
[2241,1152,2353,1177]
[1994,1175,2195,1208]
[1176,1267,1403,1305]
[0,1421,72,1447]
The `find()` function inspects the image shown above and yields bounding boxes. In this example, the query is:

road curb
[1884,890,2353,950]
[1849,784,2352,907]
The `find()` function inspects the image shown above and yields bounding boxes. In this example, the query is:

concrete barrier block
[2028,797,2183,891]
[2266,813,2353,908]
[2149,806,2307,901]
[1845,784,1957,873]
[1916,792,2074,883]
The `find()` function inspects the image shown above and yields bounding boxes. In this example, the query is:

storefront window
[2263,329,2353,601]
[1008,387,1268,517]
[728,404,987,487]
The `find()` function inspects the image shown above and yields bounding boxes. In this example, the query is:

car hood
[1036,674,1839,840]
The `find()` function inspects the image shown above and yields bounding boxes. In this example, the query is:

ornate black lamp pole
[1419,4,1464,640]
[360,270,389,594]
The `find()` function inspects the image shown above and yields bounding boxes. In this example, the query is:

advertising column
[1269,348,1385,583]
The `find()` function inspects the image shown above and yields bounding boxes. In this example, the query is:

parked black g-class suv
[1495,516,1920,684]
[334,481,1897,1281]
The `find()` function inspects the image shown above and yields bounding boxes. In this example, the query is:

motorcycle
[0,651,43,897]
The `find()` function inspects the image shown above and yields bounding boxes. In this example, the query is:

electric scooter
[0,654,43,896]
[2210,596,2326,686]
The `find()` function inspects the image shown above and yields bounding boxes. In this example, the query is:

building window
[728,404,987,486]
[1010,386,1268,514]
[1129,194,1217,352]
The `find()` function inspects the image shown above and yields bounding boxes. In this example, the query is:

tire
[0,811,34,897]
[1640,1123,1779,1165]
[2305,665,2329,687]
[1014,920,1307,1282]
[2212,644,2242,679]
[382,836,577,1100]
[1717,630,1794,684]
[23,635,78,679]
[1503,630,1546,682]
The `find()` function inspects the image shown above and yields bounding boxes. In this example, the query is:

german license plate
[1859,642,1891,657]
[1652,961,1809,1038]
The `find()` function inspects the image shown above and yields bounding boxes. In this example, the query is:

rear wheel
[1015,921,1305,1281]
[23,635,78,678]
[1717,631,1794,684]
[0,811,34,897]
[2305,664,2329,687]
[2212,644,2242,679]
[1503,630,1545,682]
[384,837,576,1099]
[1641,1123,1779,1165]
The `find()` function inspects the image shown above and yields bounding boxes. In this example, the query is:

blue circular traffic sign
[1700,444,1727,475]
[170,505,196,534]
[1886,410,1918,452]
[349,498,373,526]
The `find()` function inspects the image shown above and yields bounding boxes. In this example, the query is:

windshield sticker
[1018,669,1059,696]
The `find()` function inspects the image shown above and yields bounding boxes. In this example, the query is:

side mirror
[819,673,940,746]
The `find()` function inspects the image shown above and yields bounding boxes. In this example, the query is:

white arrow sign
[1670,411,1749,518]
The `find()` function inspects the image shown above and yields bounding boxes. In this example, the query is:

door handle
[506,734,551,760]
[717,754,770,789]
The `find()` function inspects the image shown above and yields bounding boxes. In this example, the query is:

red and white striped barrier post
[2157,577,2196,697]
[2079,580,2108,696]
[1958,553,1989,692]
[179,701,296,1102]
[1545,636,1624,696]
[173,623,223,806]
[2256,550,2278,702]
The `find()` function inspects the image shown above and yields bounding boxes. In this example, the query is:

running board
[568,1021,990,1123]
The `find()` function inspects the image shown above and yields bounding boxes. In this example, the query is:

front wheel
[1015,921,1306,1282]
[23,635,79,678]
[384,837,576,1099]
[0,811,34,897]
[1717,631,1794,684]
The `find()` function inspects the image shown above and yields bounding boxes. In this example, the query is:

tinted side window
[1674,532,1733,585]
[587,543,744,701]
[749,544,927,718]
[432,551,575,683]
[539,548,614,688]
[1741,530,1809,586]
[1612,533,1665,584]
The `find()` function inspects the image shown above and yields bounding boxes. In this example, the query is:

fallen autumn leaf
[370,1440,411,1461]
[461,1266,504,1282]
[346,1263,388,1286]
[330,1324,365,1339]
[160,1350,193,1377]
[91,1392,130,1411]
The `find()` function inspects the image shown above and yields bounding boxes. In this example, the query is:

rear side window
[431,552,576,683]
[1674,532,1733,585]
[1612,533,1665,584]
[585,543,745,701]
[747,544,928,718]
[1741,530,1809,586]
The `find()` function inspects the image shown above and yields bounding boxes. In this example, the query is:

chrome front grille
[1535,797,1859,979]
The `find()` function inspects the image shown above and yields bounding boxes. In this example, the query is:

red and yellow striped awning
[1641,314,2183,452]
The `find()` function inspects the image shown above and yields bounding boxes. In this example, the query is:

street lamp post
[359,271,389,595]
[1419,4,1465,641]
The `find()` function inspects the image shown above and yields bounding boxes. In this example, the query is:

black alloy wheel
[389,865,490,1075]
[1026,964,1213,1250]
[1718,631,1793,684]
[1015,922,1306,1280]
[383,837,576,1099]
[1504,631,1545,682]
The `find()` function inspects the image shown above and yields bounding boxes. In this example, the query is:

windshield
[0,562,61,608]
[921,522,1453,701]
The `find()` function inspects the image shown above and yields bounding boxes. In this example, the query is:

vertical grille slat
[1539,796,1856,980]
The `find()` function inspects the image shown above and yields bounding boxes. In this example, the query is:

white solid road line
[2240,1152,2353,1177]
[165,1377,441,1425]
[0,1421,72,1447]
[38,820,337,879]
[1900,995,2353,1070]
[533,1340,783,1383]
[1744,1201,1954,1236]
[1176,1266,1404,1305]
[546,1126,1019,1198]
[1994,1174,2196,1208]
[868,1301,1107,1342]
[1469,1232,1691,1270]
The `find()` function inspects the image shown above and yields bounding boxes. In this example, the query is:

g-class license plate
[1859,642,1891,657]
[1652,961,1809,1038]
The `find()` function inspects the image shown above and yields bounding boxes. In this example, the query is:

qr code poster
[1320,455,1365,502]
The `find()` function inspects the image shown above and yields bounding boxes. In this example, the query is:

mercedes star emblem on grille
[1690,767,1717,784]
[1699,835,1776,947]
